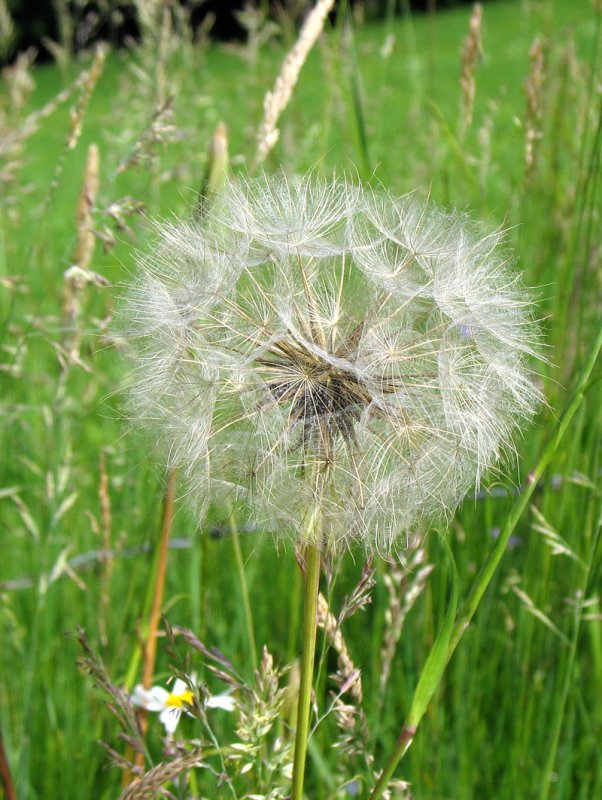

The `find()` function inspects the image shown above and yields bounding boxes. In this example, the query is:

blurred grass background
[1,0,601,798]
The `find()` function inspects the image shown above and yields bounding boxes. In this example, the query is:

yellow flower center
[165,689,194,708]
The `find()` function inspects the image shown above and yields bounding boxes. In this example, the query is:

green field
[1,1,601,798]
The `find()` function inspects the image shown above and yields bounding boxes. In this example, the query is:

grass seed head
[122,172,543,554]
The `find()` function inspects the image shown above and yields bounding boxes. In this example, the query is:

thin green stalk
[291,536,321,800]
[538,446,601,800]
[123,476,173,691]
[129,468,177,778]
[197,121,229,218]
[369,324,602,800]
[229,510,258,672]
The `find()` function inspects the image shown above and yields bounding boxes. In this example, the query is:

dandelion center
[256,335,376,466]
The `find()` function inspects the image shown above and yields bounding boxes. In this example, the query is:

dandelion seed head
[121,173,543,554]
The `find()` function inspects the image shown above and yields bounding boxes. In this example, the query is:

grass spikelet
[0,0,14,61]
[231,646,292,788]
[118,751,205,800]
[379,544,433,703]
[459,3,483,139]
[62,142,107,368]
[317,588,373,781]
[115,98,176,176]
[524,36,547,177]
[73,142,100,271]
[2,48,35,112]
[317,592,363,705]
[66,44,107,151]
[0,48,104,191]
[253,0,336,168]
[76,627,144,746]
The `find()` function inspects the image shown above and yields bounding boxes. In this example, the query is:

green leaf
[407,539,458,729]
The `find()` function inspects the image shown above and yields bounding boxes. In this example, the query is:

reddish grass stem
[0,729,16,800]
[134,469,178,768]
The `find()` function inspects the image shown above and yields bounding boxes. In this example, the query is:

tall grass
[1,0,601,798]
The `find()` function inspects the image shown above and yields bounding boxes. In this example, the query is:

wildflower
[131,678,235,735]
[122,173,542,553]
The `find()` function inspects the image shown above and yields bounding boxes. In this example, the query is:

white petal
[131,685,169,711]
[159,706,182,734]
[206,691,236,712]
[170,678,188,695]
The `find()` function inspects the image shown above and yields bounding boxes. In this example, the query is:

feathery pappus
[121,173,543,553]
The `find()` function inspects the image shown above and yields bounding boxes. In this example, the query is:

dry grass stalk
[115,98,175,176]
[133,469,178,772]
[0,48,104,190]
[379,545,434,702]
[66,44,107,150]
[118,751,204,800]
[77,627,144,743]
[234,2,279,65]
[97,448,113,647]
[73,143,100,270]
[459,3,483,137]
[42,45,106,227]
[62,143,107,367]
[477,99,498,192]
[0,47,106,156]
[156,3,171,106]
[2,48,36,112]
[0,0,14,61]
[317,589,372,771]
[524,36,546,176]
[253,0,335,168]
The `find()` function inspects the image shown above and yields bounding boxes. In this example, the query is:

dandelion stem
[291,536,321,800]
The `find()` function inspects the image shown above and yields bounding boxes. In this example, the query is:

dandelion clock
[121,172,543,798]
[123,173,542,554]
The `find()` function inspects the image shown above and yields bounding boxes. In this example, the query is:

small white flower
[131,678,235,735]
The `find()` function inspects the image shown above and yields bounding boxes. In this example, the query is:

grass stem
[132,468,177,773]
[0,728,16,800]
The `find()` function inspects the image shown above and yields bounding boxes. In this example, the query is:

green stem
[229,510,258,672]
[538,479,600,800]
[369,324,602,800]
[291,539,321,800]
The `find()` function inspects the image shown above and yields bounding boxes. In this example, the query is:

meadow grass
[1,0,601,798]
